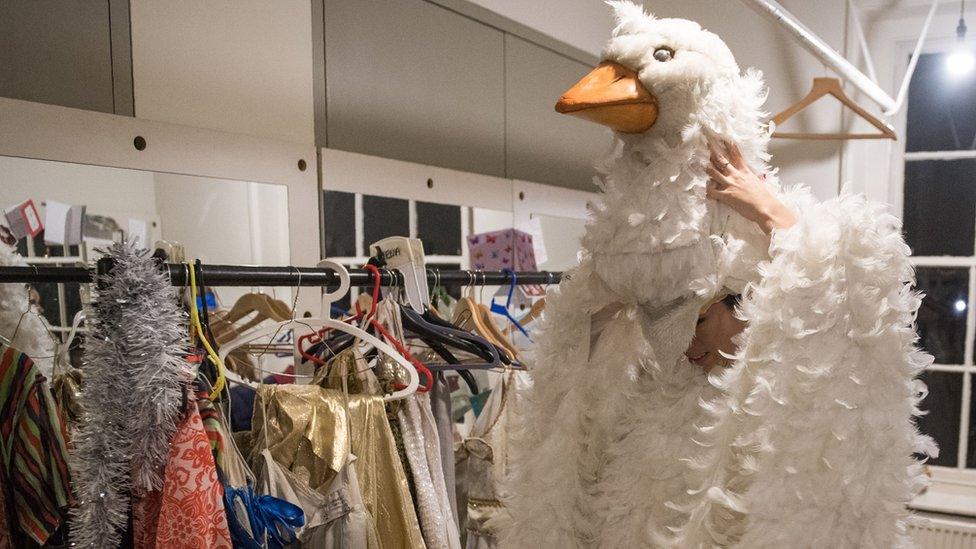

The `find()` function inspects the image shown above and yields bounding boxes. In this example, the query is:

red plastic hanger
[297,264,433,392]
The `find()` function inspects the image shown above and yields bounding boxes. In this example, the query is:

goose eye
[653,47,674,62]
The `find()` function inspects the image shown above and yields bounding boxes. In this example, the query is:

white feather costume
[0,241,55,376]
[501,3,933,548]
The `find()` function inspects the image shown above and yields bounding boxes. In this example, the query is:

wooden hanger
[453,296,519,362]
[771,77,896,140]
[505,298,546,336]
[218,293,290,326]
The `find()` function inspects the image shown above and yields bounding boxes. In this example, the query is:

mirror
[530,213,586,271]
[1,154,292,334]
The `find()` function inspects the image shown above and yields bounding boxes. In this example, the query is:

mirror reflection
[2,155,291,330]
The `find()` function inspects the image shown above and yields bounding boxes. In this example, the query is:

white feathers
[670,194,935,548]
[0,242,55,377]
[502,2,931,548]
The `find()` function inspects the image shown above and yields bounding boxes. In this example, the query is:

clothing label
[370,236,427,313]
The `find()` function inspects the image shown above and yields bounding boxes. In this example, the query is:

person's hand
[706,141,796,234]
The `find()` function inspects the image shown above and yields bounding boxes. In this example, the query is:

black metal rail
[0,263,562,288]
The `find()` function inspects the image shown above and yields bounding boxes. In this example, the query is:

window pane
[323,190,356,257]
[362,195,409,256]
[969,375,976,468]
[416,201,462,256]
[906,52,976,152]
[917,370,962,467]
[914,267,967,364]
[903,160,976,256]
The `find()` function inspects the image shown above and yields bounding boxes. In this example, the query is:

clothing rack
[0,262,562,288]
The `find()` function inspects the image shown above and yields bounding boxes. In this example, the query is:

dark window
[915,267,968,364]
[416,201,462,255]
[969,380,976,468]
[363,195,409,256]
[903,160,976,256]
[916,370,962,467]
[906,52,976,153]
[323,190,356,257]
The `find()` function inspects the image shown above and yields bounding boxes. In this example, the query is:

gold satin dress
[252,349,426,549]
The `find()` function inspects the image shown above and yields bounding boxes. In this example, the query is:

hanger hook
[478,269,487,303]
[182,262,190,298]
[502,268,517,308]
[291,265,301,321]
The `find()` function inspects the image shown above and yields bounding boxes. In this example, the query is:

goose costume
[502,3,934,547]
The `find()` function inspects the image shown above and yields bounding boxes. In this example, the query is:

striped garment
[195,391,224,458]
[0,344,72,545]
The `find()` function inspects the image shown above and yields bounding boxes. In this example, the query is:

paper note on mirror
[44,201,85,246]
[127,218,148,247]
[520,216,548,266]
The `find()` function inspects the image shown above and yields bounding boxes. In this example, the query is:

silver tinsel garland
[69,242,190,548]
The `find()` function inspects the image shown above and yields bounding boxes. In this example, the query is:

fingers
[705,165,731,189]
[709,148,727,173]
[724,141,746,170]
[705,168,732,202]
[709,147,736,176]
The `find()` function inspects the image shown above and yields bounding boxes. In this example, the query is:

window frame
[888,36,976,516]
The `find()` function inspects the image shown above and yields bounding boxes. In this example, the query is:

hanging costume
[0,343,73,546]
[251,382,427,548]
[456,370,531,548]
[502,2,933,547]
[0,242,55,378]
[134,397,234,549]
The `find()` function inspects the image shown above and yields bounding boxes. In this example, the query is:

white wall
[130,0,315,145]
[468,0,614,56]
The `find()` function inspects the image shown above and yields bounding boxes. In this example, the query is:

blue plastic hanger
[490,268,531,340]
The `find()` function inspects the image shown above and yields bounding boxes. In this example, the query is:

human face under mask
[685,294,746,372]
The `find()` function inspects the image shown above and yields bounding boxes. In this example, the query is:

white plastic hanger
[218,260,420,401]
[54,310,85,373]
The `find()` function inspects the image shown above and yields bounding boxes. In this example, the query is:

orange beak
[555,61,658,134]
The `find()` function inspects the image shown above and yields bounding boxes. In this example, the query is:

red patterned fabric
[134,401,231,549]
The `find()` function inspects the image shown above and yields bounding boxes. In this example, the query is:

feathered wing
[499,258,608,547]
[671,188,937,548]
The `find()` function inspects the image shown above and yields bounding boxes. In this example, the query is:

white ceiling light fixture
[947,0,974,76]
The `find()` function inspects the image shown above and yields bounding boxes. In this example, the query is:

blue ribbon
[223,480,305,549]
